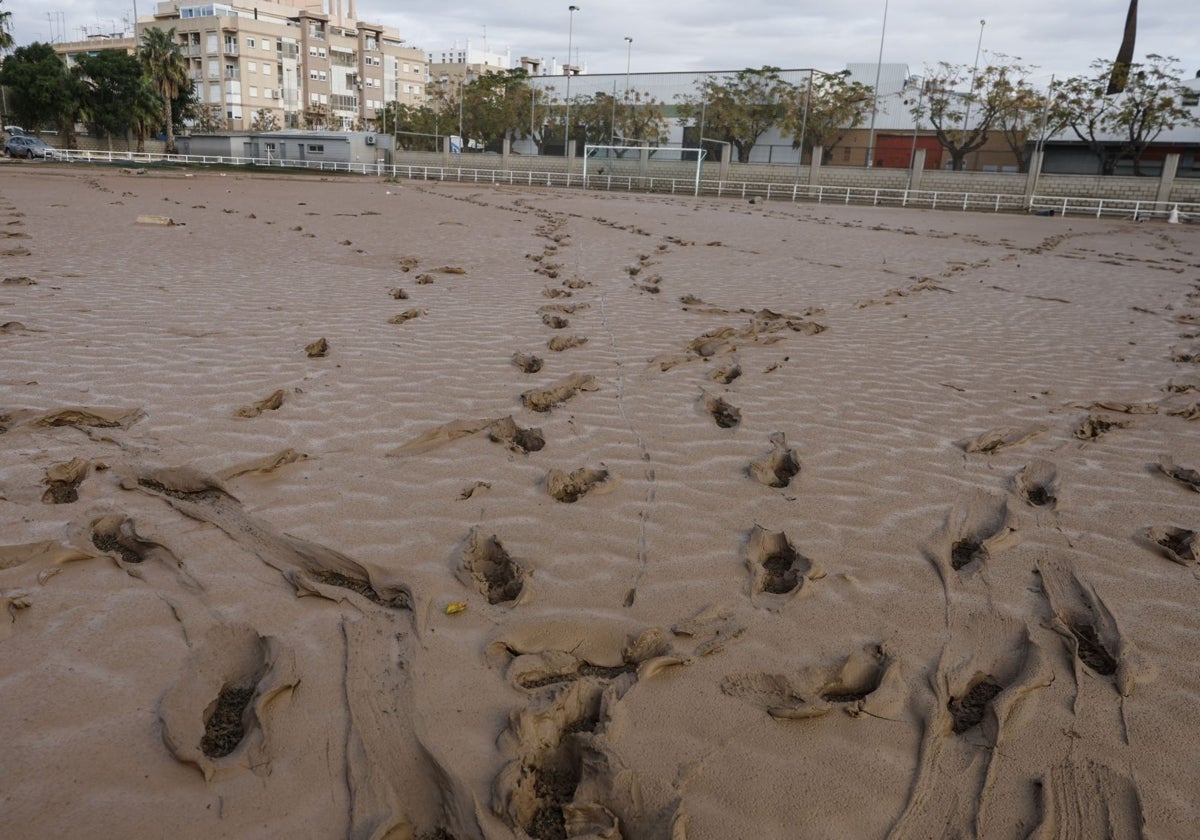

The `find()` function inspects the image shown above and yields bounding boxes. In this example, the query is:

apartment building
[145,0,427,131]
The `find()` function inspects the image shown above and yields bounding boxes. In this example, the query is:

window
[309,46,318,56]
[402,63,409,73]
[309,70,319,80]
[318,70,327,81]
[262,63,272,75]
[318,48,326,58]
[246,37,255,48]
[263,39,272,51]
[265,142,276,151]
[248,61,257,73]
[249,86,258,97]
[307,144,324,154]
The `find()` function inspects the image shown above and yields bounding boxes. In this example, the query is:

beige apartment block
[144,0,426,131]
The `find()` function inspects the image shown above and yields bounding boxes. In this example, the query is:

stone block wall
[385,149,1199,210]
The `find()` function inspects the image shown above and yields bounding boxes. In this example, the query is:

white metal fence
[45,148,1200,223]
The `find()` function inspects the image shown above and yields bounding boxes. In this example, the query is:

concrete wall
[72,134,167,155]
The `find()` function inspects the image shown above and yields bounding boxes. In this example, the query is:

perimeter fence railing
[47,148,1200,223]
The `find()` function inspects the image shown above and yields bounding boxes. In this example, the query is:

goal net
[583,144,708,196]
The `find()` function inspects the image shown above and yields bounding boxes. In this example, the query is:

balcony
[224,70,240,81]
[222,43,238,56]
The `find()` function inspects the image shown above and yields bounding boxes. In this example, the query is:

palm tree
[1107,0,1138,95]
[139,27,189,153]
[0,1,14,53]
[131,77,164,152]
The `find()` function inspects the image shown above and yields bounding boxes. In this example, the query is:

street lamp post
[564,5,579,158]
[865,0,888,168]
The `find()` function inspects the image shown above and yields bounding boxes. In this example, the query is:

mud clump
[949,676,1003,734]
[200,686,255,758]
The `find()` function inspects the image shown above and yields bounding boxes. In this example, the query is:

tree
[251,107,279,132]
[780,70,874,164]
[612,89,669,146]
[191,103,225,133]
[1108,0,1138,94]
[140,27,190,153]
[676,66,793,162]
[913,58,1028,171]
[1054,55,1197,175]
[517,84,561,154]
[74,50,143,149]
[129,77,163,152]
[379,101,440,150]
[982,56,1055,173]
[0,42,80,137]
[0,0,14,53]
[458,68,532,151]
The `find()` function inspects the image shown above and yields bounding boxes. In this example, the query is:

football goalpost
[583,145,708,196]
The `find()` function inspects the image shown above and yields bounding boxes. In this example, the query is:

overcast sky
[6,0,1199,86]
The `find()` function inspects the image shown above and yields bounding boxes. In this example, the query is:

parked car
[4,136,58,159]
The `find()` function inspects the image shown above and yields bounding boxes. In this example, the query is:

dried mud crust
[545,467,609,503]
[90,514,175,565]
[1012,458,1060,506]
[158,626,299,781]
[934,491,1018,576]
[1145,525,1197,565]
[134,466,411,609]
[721,644,905,721]
[521,373,597,413]
[42,457,89,504]
[458,529,526,605]
[748,432,800,488]
[1036,556,1143,701]
[703,394,741,429]
[745,526,824,605]
[308,569,411,609]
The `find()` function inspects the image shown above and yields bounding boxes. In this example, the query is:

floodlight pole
[1029,75,1055,207]
[865,0,888,168]
[960,19,986,166]
[620,36,632,145]
[610,80,617,145]
[905,76,924,189]
[564,5,579,158]
[793,68,815,184]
